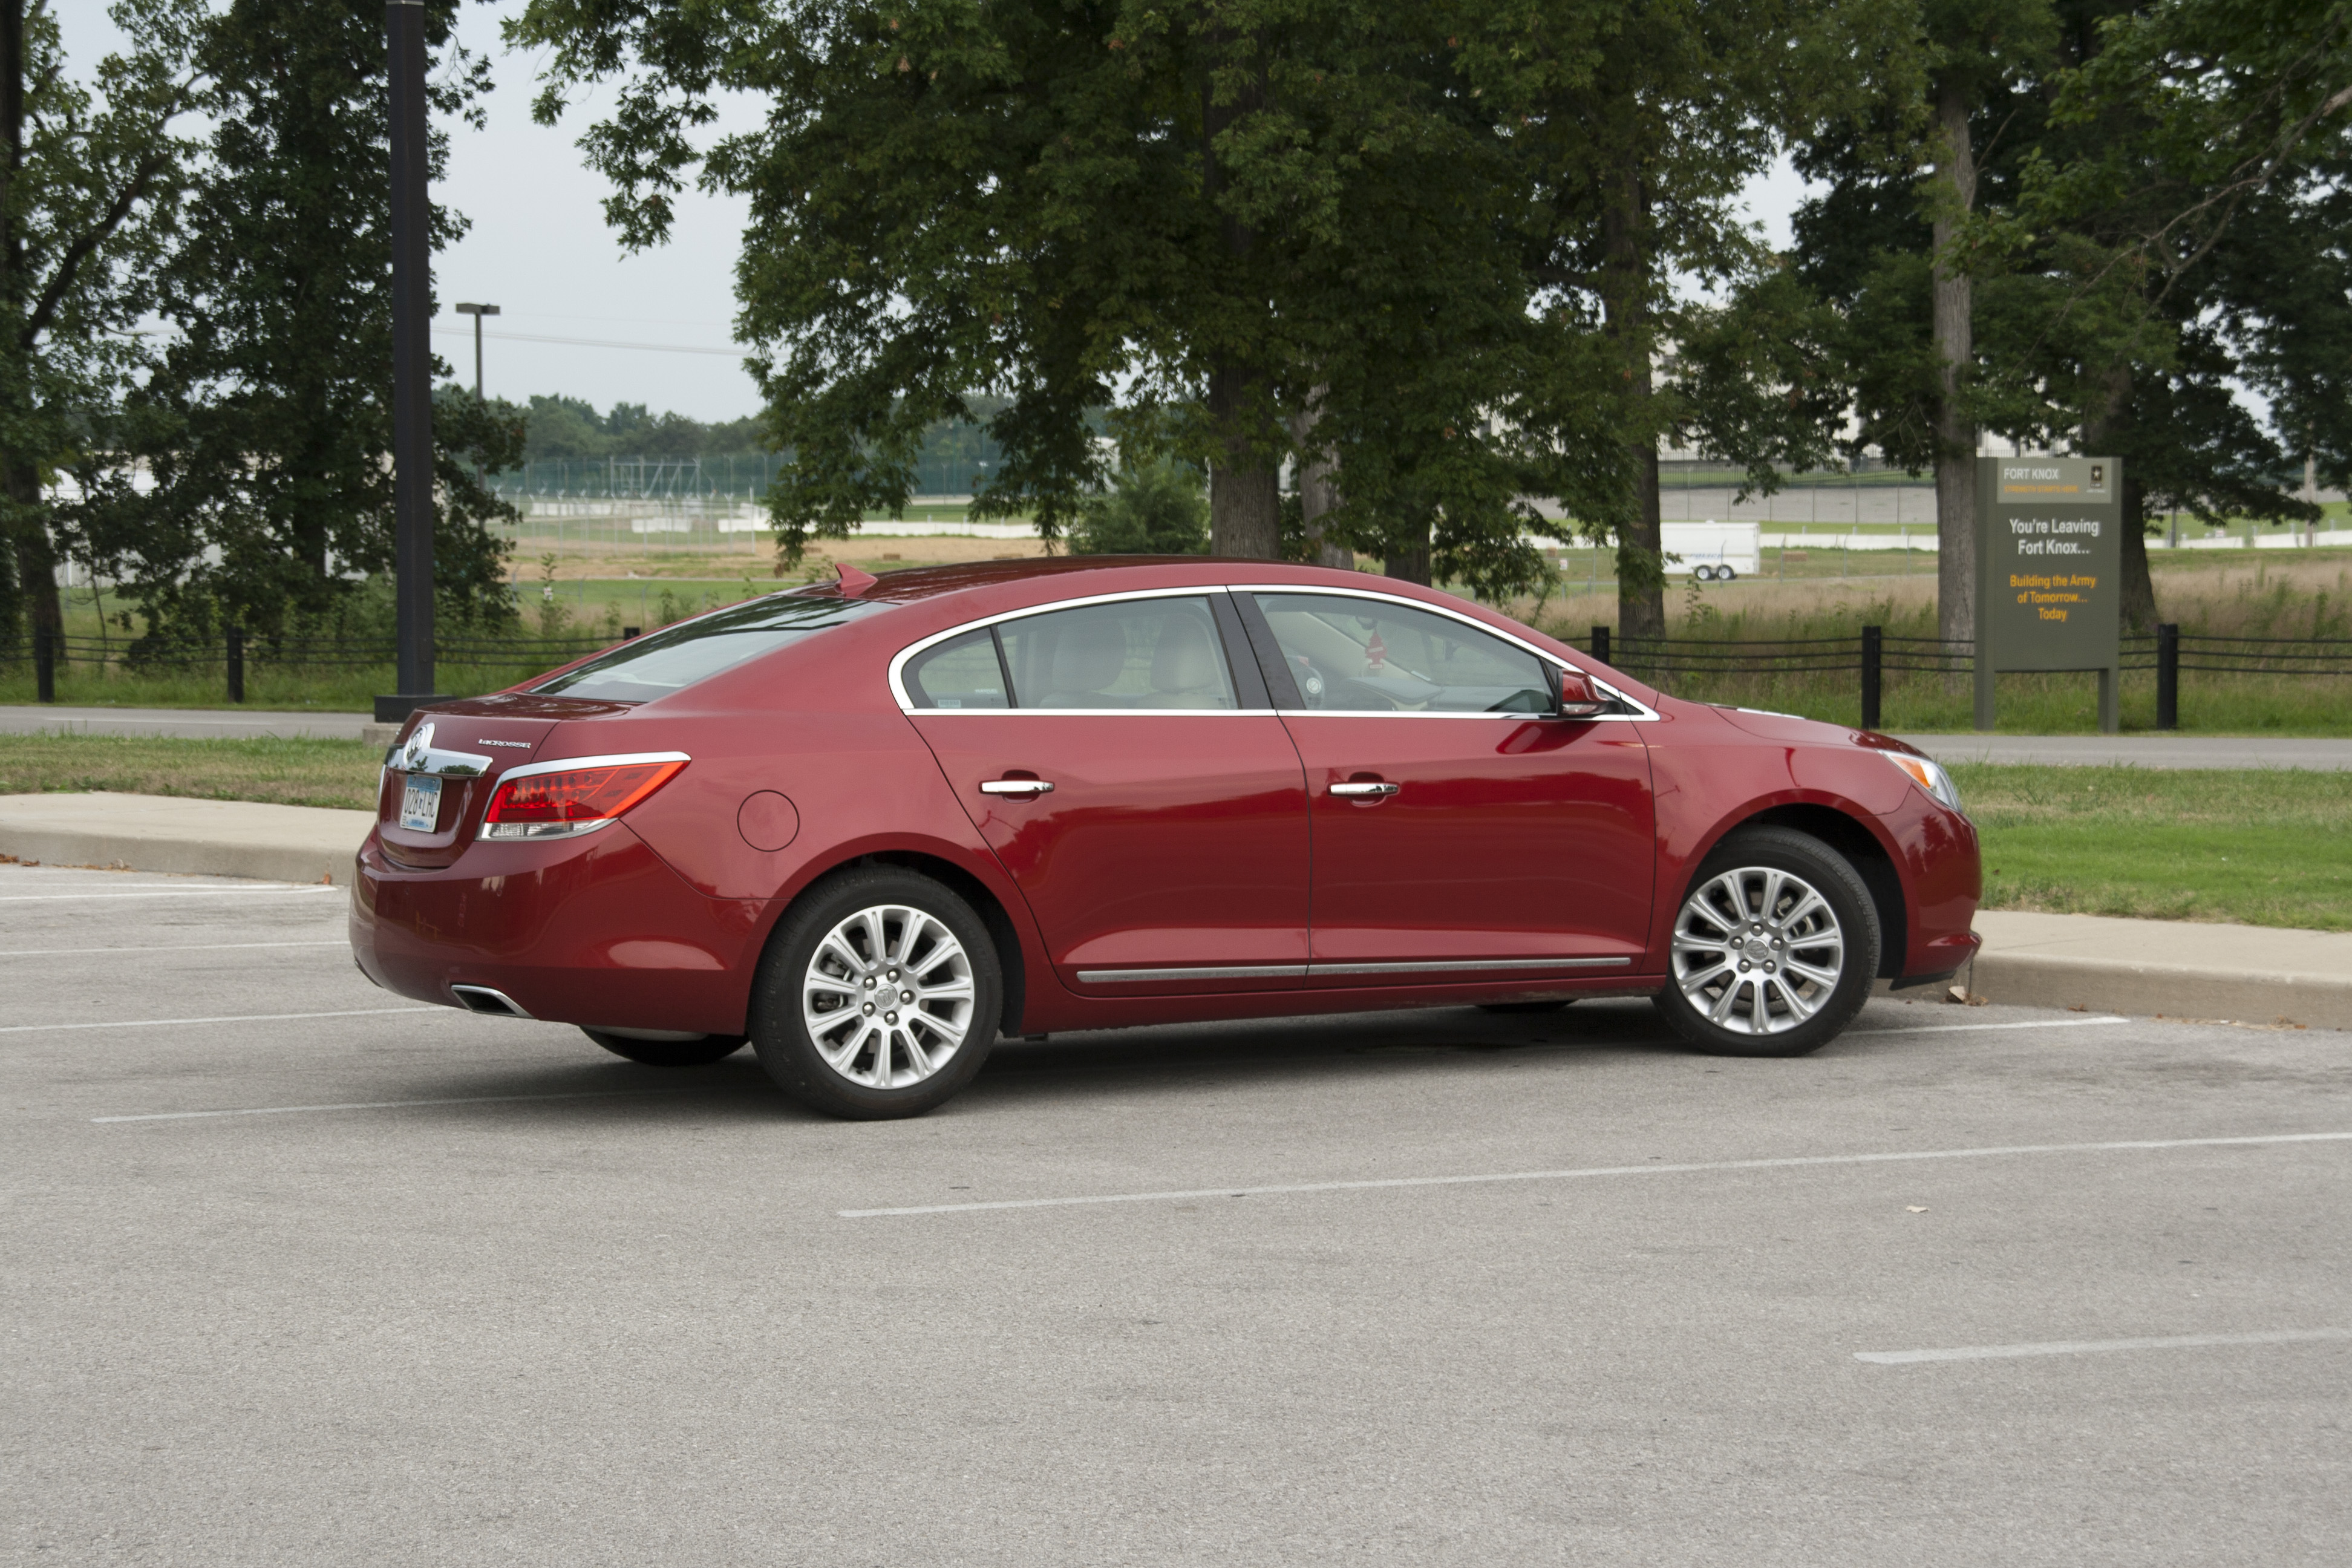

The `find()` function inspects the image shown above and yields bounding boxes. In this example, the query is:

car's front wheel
[1652,827,1880,1058]
[750,867,1002,1119]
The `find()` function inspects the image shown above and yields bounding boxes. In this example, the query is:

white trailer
[1661,520,1761,581]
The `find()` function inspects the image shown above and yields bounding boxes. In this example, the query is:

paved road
[4,862,2347,1566]
[0,704,374,740]
[1895,733,2352,769]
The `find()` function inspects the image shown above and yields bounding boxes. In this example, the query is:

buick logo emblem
[400,722,434,772]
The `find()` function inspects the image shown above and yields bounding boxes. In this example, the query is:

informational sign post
[1974,456,2124,733]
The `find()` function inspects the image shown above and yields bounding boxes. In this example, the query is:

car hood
[1710,705,1926,757]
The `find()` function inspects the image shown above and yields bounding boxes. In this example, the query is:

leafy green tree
[513,0,1532,580]
[0,0,199,658]
[1800,0,2351,638]
[94,0,519,644]
[1788,1,2059,650]
[1461,0,1895,637]
[1068,459,1210,554]
[1981,0,2352,629]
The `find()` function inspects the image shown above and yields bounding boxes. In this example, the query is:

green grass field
[2,737,2341,931]
[0,733,384,811]
[1952,764,2352,930]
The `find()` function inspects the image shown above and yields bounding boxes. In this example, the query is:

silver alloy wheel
[801,903,977,1089]
[1670,865,1846,1036]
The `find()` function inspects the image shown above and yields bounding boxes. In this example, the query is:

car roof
[840,554,1264,603]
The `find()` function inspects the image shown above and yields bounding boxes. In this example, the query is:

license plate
[398,774,443,832]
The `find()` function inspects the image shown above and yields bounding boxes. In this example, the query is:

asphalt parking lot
[4,861,2347,1566]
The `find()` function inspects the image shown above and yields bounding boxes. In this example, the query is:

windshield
[532,592,885,702]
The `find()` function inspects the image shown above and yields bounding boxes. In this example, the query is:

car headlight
[1881,751,1963,814]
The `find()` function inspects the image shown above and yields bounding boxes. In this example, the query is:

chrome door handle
[1328,781,1399,798]
[979,779,1054,796]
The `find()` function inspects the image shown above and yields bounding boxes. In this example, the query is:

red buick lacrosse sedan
[351,558,1981,1119]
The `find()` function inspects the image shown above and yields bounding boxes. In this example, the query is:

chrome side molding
[1073,956,1635,984]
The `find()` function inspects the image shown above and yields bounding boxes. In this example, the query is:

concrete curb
[0,793,374,886]
[1970,951,2352,1030]
[1969,910,2352,1031]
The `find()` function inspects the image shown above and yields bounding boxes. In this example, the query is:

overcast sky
[62,0,1815,426]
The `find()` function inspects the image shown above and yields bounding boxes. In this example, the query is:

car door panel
[903,593,1312,997]
[1243,590,1657,985]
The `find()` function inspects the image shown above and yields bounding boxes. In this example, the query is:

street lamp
[453,301,500,400]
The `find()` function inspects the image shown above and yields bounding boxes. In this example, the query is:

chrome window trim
[886,581,1658,721]
[1235,583,1660,722]
[1073,955,1633,984]
[888,587,1253,714]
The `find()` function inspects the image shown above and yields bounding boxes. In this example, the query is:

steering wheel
[1289,655,1331,709]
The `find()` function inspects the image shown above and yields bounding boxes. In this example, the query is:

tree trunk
[2081,364,2159,634]
[9,461,59,664]
[1930,77,1978,653]
[2117,475,2157,634]
[1209,364,1282,557]
[1383,532,1431,586]
[1285,402,1352,569]
[0,0,57,656]
[1200,38,1282,561]
[1618,428,1665,640]
[1600,161,1665,640]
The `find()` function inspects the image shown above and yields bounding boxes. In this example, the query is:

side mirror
[1553,667,1607,719]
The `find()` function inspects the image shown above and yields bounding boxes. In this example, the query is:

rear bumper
[349,823,772,1036]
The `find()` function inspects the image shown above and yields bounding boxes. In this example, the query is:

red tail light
[482,753,688,840]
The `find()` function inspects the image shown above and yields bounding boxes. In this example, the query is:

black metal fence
[7,628,629,705]
[8,621,2349,721]
[1585,623,2352,731]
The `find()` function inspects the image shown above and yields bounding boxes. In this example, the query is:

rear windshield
[532,592,884,702]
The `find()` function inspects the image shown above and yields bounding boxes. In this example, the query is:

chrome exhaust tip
[449,984,533,1019]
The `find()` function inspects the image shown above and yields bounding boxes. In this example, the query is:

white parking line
[0,887,342,902]
[1857,1328,2352,1364]
[0,940,349,958]
[0,1006,440,1034]
[837,1129,2352,1217]
[94,1088,698,1123]
[1849,1016,2129,1036]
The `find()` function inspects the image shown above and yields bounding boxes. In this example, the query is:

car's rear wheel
[581,1029,746,1067]
[750,867,1002,1120]
[1652,827,1880,1058]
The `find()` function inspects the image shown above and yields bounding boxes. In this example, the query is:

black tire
[1717,566,1738,582]
[1477,999,1574,1014]
[749,867,1003,1120]
[582,1029,746,1067]
[1651,826,1880,1058]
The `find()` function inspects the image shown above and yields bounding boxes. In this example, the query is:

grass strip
[0,734,382,811]
[1954,763,2352,931]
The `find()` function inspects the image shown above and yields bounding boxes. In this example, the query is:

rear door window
[996,597,1238,709]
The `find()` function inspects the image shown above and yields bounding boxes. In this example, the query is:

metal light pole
[378,0,440,725]
[453,301,499,399]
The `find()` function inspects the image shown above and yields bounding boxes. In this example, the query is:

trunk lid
[375,697,630,869]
